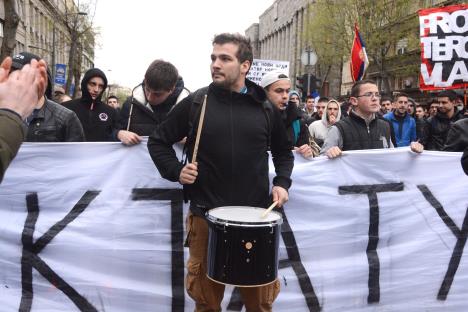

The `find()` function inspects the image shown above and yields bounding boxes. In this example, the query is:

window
[396,38,408,55]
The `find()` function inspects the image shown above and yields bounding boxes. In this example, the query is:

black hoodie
[64,68,118,141]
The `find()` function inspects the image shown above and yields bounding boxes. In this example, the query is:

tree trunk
[72,42,83,98]
[0,0,20,61]
[65,34,77,96]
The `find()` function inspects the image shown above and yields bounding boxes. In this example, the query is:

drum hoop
[206,274,277,287]
[206,212,283,227]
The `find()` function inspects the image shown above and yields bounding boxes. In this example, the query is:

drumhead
[207,206,282,225]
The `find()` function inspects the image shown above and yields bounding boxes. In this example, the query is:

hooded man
[117,59,189,145]
[11,52,84,142]
[308,99,341,147]
[64,68,118,142]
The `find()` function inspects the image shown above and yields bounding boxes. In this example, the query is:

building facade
[248,0,463,101]
[246,0,342,97]
[0,0,94,87]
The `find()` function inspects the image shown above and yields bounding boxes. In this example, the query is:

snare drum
[206,206,283,287]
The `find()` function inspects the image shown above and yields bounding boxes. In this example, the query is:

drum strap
[181,87,274,203]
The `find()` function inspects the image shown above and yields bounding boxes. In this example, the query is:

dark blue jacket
[384,112,416,147]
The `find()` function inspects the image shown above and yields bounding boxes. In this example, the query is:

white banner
[246,59,290,85]
[0,141,467,312]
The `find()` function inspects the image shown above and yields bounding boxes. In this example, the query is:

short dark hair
[416,104,427,110]
[437,90,457,102]
[212,33,253,67]
[381,96,392,103]
[350,79,377,97]
[394,92,409,101]
[317,97,329,104]
[107,95,118,101]
[144,59,178,91]
[306,95,314,101]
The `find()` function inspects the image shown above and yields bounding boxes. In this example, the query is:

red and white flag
[350,23,369,82]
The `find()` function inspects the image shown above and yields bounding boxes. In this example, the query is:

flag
[350,23,369,82]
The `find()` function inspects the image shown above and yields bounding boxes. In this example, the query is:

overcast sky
[93,0,273,91]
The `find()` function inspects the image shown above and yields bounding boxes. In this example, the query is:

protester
[425,90,465,151]
[0,56,47,182]
[321,79,423,158]
[261,70,313,158]
[380,96,393,115]
[106,95,120,110]
[56,93,72,104]
[443,119,468,152]
[415,104,427,120]
[10,52,84,142]
[428,99,439,118]
[383,93,416,147]
[315,97,328,121]
[53,85,65,103]
[288,90,300,107]
[415,104,429,145]
[302,95,316,126]
[147,33,293,312]
[309,99,341,147]
[462,149,468,175]
[64,68,119,142]
[117,60,189,145]
[407,98,416,118]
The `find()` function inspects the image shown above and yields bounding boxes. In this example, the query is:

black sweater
[148,80,294,217]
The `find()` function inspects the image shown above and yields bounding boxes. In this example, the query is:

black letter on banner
[227,206,321,312]
[132,188,184,312]
[20,191,100,312]
[339,183,404,304]
[417,185,468,301]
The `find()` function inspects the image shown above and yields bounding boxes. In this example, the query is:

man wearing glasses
[321,80,423,158]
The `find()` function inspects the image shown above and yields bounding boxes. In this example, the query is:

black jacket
[64,68,118,142]
[335,110,392,151]
[462,148,468,175]
[26,98,84,142]
[443,119,468,152]
[119,78,189,135]
[426,109,465,151]
[282,103,309,147]
[148,80,294,217]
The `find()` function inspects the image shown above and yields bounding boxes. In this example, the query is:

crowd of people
[1,32,468,311]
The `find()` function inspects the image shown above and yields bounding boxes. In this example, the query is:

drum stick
[262,201,279,218]
[192,94,208,163]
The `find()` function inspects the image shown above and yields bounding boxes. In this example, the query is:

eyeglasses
[356,92,381,99]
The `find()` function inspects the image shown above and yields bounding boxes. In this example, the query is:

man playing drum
[148,33,294,311]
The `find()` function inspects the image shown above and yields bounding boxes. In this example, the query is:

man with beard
[426,90,465,151]
[64,68,118,141]
[384,93,417,147]
[147,33,293,312]
[117,60,189,145]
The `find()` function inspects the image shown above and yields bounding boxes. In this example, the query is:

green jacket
[0,109,25,183]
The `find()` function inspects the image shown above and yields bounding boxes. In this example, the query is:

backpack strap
[262,100,274,150]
